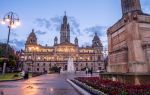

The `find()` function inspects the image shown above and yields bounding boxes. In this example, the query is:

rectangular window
[76,68,78,71]
[49,63,51,67]
[28,68,31,71]
[43,63,45,66]
[86,63,88,67]
[99,67,102,70]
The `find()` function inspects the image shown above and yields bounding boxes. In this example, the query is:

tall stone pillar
[126,21,148,72]
[107,31,112,72]
[121,0,142,15]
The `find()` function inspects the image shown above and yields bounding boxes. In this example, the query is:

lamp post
[0,12,20,74]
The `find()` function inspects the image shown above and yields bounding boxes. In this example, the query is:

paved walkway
[0,72,99,95]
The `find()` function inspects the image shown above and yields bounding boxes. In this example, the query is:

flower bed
[72,79,105,95]
[75,77,150,95]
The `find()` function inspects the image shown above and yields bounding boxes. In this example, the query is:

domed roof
[93,33,100,41]
[54,36,58,40]
[92,33,103,47]
[30,29,36,37]
[26,29,37,45]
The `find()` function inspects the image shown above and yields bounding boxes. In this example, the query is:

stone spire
[121,0,142,16]
[26,29,37,45]
[60,12,70,43]
[54,36,58,45]
[74,37,78,46]
[63,11,67,24]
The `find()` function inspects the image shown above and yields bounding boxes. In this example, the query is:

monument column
[126,21,147,72]
[107,32,113,72]
[121,0,142,16]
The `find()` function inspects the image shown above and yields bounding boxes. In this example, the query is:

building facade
[107,0,150,73]
[22,13,104,73]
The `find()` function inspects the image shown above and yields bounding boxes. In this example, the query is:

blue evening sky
[0,0,150,50]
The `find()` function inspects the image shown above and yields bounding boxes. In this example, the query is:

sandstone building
[22,13,104,73]
[107,0,150,73]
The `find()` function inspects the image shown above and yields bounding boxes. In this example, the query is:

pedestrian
[0,90,4,95]
[24,71,29,79]
[85,67,88,75]
[90,68,93,76]
[20,70,25,78]
[58,67,61,74]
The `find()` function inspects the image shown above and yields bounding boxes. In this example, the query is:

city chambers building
[22,13,104,73]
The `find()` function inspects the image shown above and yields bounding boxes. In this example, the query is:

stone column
[126,21,148,73]
[107,32,112,72]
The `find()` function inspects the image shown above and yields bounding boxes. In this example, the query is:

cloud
[83,25,108,48]
[51,16,62,24]
[9,39,25,50]
[35,18,51,29]
[0,38,25,50]
[34,15,81,36]
[35,30,47,35]
[142,0,150,13]
[68,17,81,36]
[50,16,81,36]
[11,32,18,37]
[0,39,7,43]
[84,26,107,37]
[50,16,62,31]
[34,16,108,48]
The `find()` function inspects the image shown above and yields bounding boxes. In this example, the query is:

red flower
[75,77,150,94]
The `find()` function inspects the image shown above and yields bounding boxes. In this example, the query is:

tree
[0,58,3,67]
[0,43,19,72]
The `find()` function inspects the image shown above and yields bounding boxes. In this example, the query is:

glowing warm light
[5,18,10,22]
[15,21,21,26]
[36,47,39,50]
[28,47,32,51]
[50,88,54,92]
[11,24,16,29]
[1,20,5,25]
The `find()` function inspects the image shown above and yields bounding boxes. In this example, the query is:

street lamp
[0,11,20,74]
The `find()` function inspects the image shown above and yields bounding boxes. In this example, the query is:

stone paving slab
[0,72,99,95]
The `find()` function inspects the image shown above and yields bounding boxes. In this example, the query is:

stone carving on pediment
[132,12,138,20]
[124,12,138,23]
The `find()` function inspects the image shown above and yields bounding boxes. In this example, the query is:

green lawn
[0,73,22,81]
